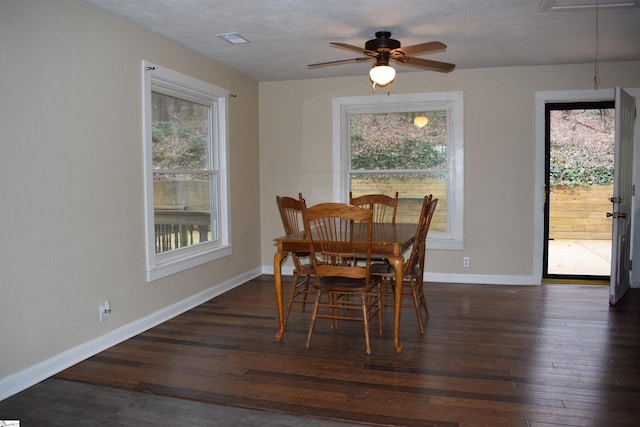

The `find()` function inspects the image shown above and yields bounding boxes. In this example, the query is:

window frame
[332,92,464,249]
[142,61,231,282]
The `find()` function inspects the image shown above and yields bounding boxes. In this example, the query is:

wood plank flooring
[2,276,639,426]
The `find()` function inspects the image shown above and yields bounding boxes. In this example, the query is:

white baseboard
[0,267,262,402]
[424,272,539,285]
[262,265,539,286]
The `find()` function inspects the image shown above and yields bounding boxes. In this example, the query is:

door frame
[543,100,614,281]
[534,88,640,286]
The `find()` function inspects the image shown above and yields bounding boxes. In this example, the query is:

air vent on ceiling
[216,33,250,44]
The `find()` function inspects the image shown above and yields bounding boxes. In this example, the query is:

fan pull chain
[371,81,392,96]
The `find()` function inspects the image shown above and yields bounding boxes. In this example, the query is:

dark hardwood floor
[1,276,639,426]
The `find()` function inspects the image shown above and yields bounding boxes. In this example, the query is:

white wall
[259,62,640,284]
[0,0,260,396]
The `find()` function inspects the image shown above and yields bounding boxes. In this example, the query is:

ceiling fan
[308,31,455,92]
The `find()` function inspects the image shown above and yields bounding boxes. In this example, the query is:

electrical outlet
[463,256,470,268]
[99,299,111,322]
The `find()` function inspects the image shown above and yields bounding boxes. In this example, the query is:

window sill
[146,244,232,282]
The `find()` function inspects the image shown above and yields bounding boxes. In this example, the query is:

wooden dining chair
[350,191,399,265]
[371,195,438,334]
[276,193,315,325]
[302,202,381,354]
[349,191,399,224]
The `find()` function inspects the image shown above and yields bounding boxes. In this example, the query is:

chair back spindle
[349,192,398,224]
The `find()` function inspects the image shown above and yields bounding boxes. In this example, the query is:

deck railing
[154,207,211,253]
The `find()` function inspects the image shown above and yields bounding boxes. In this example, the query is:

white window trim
[332,92,464,250]
[142,61,231,282]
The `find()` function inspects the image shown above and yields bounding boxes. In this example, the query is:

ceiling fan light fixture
[369,64,396,86]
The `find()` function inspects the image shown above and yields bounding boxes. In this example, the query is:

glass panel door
[544,101,614,280]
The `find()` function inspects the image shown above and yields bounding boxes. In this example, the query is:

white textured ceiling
[80,0,640,82]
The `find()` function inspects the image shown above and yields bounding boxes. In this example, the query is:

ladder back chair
[371,195,438,334]
[349,192,399,224]
[349,191,399,264]
[276,193,315,325]
[302,203,381,354]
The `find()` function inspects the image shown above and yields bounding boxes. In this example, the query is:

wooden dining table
[273,222,417,353]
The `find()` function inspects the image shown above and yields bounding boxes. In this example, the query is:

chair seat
[370,262,420,278]
[315,276,370,291]
[354,252,388,264]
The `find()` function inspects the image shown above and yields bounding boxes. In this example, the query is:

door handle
[607,212,627,219]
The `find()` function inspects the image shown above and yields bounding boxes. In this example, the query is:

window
[333,92,463,249]
[142,61,230,281]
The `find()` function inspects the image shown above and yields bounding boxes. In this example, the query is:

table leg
[274,250,287,341]
[389,255,403,353]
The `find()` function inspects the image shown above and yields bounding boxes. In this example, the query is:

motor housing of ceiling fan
[365,31,401,52]
[374,51,391,66]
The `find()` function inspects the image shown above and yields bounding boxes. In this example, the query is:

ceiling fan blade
[392,41,447,57]
[396,56,455,73]
[307,57,372,68]
[330,42,377,56]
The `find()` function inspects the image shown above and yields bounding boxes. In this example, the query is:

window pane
[336,91,462,248]
[350,172,448,231]
[151,92,210,170]
[144,62,230,281]
[349,110,449,232]
[153,173,213,253]
[350,111,448,171]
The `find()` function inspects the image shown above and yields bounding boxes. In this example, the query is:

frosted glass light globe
[369,65,396,86]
